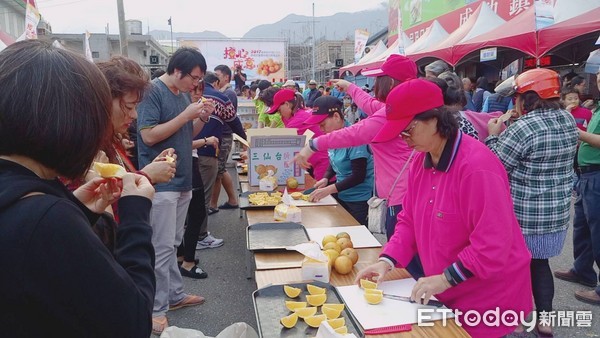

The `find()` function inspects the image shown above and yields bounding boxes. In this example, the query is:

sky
[36,0,386,37]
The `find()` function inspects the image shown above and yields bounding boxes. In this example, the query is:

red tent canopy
[538,7,600,57]
[452,5,537,66]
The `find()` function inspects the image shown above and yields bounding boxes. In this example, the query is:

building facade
[0,0,26,40]
[38,33,169,72]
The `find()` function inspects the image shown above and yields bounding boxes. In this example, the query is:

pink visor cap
[361,54,417,82]
[372,79,444,143]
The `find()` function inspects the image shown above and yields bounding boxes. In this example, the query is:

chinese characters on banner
[397,0,556,43]
[354,29,370,62]
[181,40,286,81]
[23,1,40,40]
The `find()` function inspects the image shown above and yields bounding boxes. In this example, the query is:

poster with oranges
[180,39,286,82]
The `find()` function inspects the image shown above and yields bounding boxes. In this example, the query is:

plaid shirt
[485,108,578,235]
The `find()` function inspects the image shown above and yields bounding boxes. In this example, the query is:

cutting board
[336,279,452,330]
[290,194,338,207]
[306,225,382,249]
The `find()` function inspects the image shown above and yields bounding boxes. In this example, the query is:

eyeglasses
[400,121,418,138]
[186,73,202,84]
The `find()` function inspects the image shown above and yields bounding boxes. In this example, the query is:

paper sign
[306,226,382,248]
[249,135,306,186]
[336,279,451,330]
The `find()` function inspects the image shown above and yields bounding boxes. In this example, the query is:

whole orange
[334,255,354,275]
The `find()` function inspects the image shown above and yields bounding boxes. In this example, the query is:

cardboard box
[244,130,306,186]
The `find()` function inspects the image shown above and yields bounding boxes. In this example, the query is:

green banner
[400,0,469,29]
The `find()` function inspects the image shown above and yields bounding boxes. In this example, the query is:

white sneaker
[196,233,224,250]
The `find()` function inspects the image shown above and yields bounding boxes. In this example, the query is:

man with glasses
[137,47,214,334]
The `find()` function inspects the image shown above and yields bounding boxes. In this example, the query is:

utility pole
[311,2,315,81]
[116,0,128,56]
[168,17,173,54]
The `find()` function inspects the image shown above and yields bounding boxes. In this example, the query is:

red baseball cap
[304,96,343,125]
[361,54,417,82]
[372,79,444,143]
[267,89,295,114]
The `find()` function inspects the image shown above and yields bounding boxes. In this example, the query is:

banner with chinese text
[180,39,286,82]
[354,29,370,62]
[397,0,542,43]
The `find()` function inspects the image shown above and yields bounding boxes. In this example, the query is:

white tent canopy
[460,2,506,43]
[553,0,600,24]
[405,20,449,55]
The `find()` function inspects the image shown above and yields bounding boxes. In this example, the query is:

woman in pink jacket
[356,79,533,338]
[267,89,329,180]
[293,55,416,237]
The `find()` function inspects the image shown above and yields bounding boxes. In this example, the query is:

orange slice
[306,284,326,295]
[93,162,126,179]
[280,312,298,328]
[360,279,378,289]
[294,306,317,318]
[364,292,383,305]
[322,306,342,319]
[334,326,348,334]
[327,318,346,329]
[285,301,307,312]
[306,294,327,306]
[284,285,301,298]
[322,303,345,311]
[304,314,327,328]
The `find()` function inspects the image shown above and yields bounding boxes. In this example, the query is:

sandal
[208,207,219,215]
[169,294,205,311]
[152,316,168,335]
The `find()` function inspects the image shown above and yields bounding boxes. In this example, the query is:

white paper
[303,129,315,146]
[336,279,452,330]
[306,226,382,248]
[316,322,358,338]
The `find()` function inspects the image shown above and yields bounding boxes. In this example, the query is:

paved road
[162,170,599,337]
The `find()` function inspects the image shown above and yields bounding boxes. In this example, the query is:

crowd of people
[1,40,599,338]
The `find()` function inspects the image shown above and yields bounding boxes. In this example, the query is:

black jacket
[0,159,155,337]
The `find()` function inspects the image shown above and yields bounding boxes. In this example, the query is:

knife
[302,187,316,195]
[383,294,444,307]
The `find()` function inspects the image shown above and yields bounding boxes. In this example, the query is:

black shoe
[554,269,597,287]
[179,265,208,279]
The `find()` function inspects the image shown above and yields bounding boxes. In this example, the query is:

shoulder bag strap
[386,149,416,200]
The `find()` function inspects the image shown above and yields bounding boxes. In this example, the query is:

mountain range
[149,4,387,44]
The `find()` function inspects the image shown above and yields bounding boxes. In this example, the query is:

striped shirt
[485,108,578,235]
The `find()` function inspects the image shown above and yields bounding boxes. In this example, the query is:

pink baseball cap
[361,54,417,82]
[267,89,296,114]
[372,79,444,143]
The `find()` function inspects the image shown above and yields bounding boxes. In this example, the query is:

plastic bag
[160,322,258,338]
[367,196,387,234]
